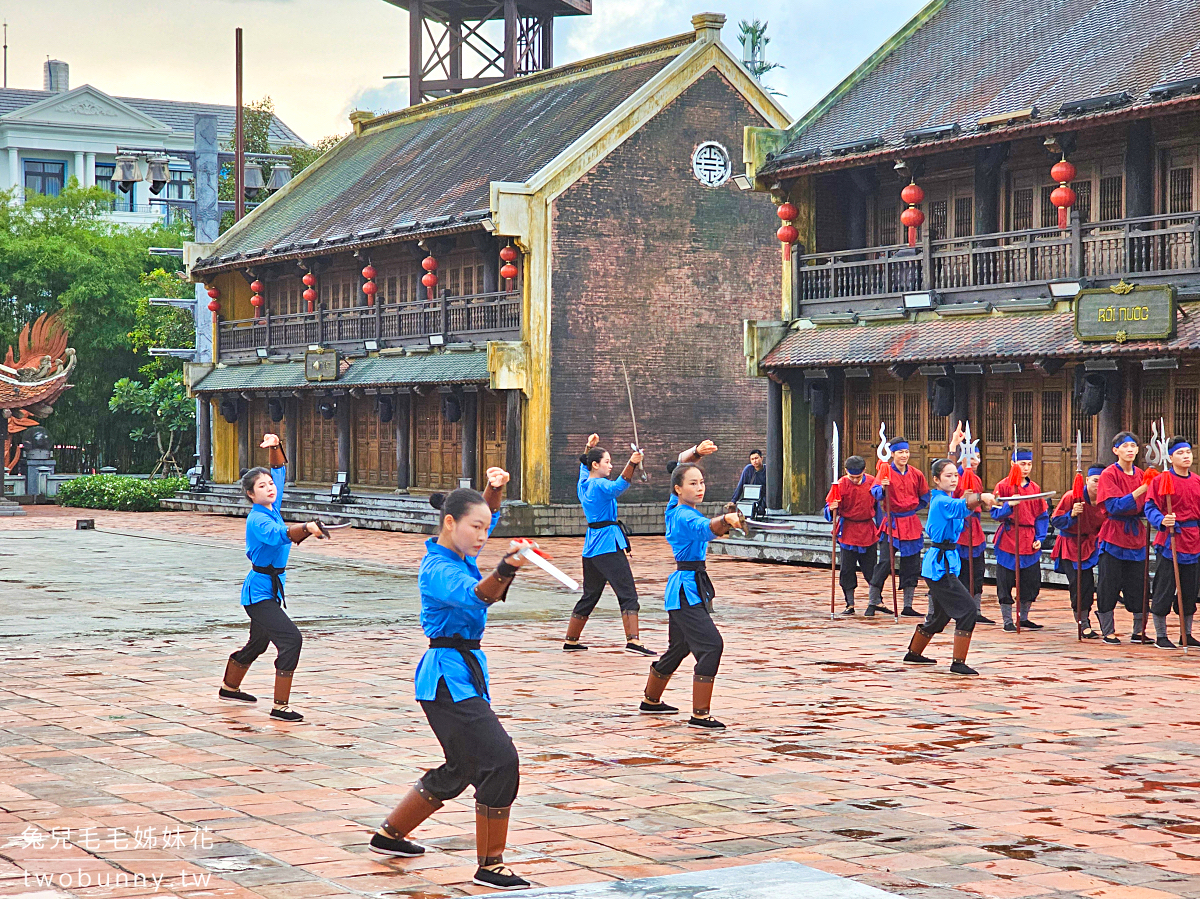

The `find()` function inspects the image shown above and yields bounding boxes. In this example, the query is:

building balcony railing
[216,290,521,364]
[796,211,1200,304]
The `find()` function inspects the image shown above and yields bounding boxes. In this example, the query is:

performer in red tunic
[1050,464,1106,639]
[991,451,1049,631]
[1144,437,1200,649]
[1096,432,1153,643]
[824,455,880,615]
[867,437,930,617]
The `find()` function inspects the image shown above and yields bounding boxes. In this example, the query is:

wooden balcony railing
[796,211,1200,304]
[216,290,521,363]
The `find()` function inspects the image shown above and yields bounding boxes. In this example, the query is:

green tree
[0,180,186,471]
[109,372,194,477]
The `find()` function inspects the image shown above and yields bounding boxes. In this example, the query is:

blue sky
[8,0,928,143]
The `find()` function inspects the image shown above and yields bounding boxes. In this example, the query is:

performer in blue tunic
[640,443,742,730]
[370,468,537,891]
[219,433,323,722]
[563,433,653,655]
[903,459,995,676]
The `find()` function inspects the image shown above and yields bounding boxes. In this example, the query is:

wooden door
[480,392,506,475]
[414,392,462,489]
[352,398,397,488]
[846,376,942,479]
[299,401,338,484]
[248,399,284,470]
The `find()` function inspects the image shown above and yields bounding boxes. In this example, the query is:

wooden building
[742,0,1200,512]
[186,14,789,514]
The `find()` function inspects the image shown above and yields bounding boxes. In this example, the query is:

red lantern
[777,223,798,244]
[901,181,925,247]
[207,300,220,313]
[422,271,438,291]
[302,272,316,287]
[303,287,316,312]
[250,279,264,294]
[363,280,378,296]
[422,256,438,273]
[207,287,220,300]
[1050,159,1077,185]
[777,202,798,222]
[250,295,263,308]
[499,245,518,263]
[361,264,376,280]
[1051,158,1077,229]
[500,262,518,281]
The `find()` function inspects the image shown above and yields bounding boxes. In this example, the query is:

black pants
[1097,552,1147,614]
[956,550,985,598]
[869,544,920,590]
[1063,565,1096,617]
[839,544,877,598]
[1150,551,1199,617]
[920,575,977,635]
[652,598,723,679]
[418,679,520,808]
[995,564,1041,607]
[229,599,302,673]
[573,551,639,617]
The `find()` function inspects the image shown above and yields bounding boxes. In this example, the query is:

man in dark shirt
[732,449,767,518]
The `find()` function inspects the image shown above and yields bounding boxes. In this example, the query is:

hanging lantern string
[499,244,518,289]
[250,279,264,317]
[302,271,317,314]
[362,264,377,307]
[900,181,924,248]
[421,255,438,301]
[776,201,798,245]
[1051,156,1077,230]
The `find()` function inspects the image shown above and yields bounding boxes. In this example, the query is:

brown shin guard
[475,803,511,868]
[273,671,294,705]
[223,658,251,690]
[908,628,933,656]
[952,629,973,664]
[644,666,670,703]
[692,675,716,717]
[621,610,639,641]
[565,614,587,641]
[382,783,443,839]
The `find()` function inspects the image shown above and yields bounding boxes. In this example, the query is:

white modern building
[0,60,304,226]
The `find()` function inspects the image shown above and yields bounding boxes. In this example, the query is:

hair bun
[666,460,679,474]
[579,453,590,466]
[429,492,446,510]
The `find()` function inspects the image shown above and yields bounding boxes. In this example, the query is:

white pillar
[7,147,19,202]
[84,152,95,187]
[73,152,85,188]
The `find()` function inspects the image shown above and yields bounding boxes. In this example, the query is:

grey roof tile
[194,351,489,392]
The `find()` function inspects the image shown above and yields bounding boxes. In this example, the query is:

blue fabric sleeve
[1106,494,1138,515]
[870,484,885,501]
[917,491,931,511]
[991,502,1012,521]
[683,511,717,543]
[1035,509,1049,542]
[823,505,833,523]
[943,497,970,519]
[594,475,631,497]
[271,465,286,514]
[732,466,749,502]
[1145,497,1165,529]
[1050,511,1074,531]
[578,463,589,486]
[248,511,290,546]
[426,563,491,612]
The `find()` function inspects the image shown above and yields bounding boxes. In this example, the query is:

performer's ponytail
[431,487,487,522]
[581,447,608,470]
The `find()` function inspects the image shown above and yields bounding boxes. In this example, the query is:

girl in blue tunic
[640,444,742,730]
[563,432,653,655]
[370,468,538,891]
[219,433,323,722]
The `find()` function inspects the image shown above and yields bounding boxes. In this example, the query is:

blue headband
[1011,450,1032,462]
[1113,434,1137,448]
[1087,465,1106,476]
[845,459,865,474]
[889,439,909,451]
[1170,440,1191,455]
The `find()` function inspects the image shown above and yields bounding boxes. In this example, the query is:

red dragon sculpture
[2,312,76,473]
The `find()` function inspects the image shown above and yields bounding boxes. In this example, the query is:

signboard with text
[1075,283,1176,343]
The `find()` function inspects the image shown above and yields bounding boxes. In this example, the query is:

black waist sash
[676,560,715,608]
[929,540,957,573]
[251,564,286,607]
[587,519,631,553]
[429,636,486,697]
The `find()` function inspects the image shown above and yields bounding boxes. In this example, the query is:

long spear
[1161,470,1186,654]
[1009,423,1024,635]
[876,423,900,623]
[958,421,980,618]
[1072,430,1085,642]
[1141,419,1167,642]
[829,423,840,620]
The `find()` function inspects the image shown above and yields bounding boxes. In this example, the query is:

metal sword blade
[520,548,581,591]
[1076,429,1082,472]
[832,422,840,485]
[620,359,647,481]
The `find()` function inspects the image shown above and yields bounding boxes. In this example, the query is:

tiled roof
[763,309,1200,368]
[0,87,304,144]
[194,351,489,392]
[194,37,689,272]
[765,0,1200,174]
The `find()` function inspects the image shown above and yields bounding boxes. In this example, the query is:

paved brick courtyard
[1,506,1199,899]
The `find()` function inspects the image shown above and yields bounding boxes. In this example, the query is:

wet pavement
[1,506,1199,899]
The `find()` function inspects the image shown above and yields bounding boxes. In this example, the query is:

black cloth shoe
[369,832,425,858]
[688,714,726,730]
[270,705,304,722]
[219,687,256,703]
[1081,628,1100,640]
[1186,634,1200,647]
[840,606,855,616]
[1003,622,1017,632]
[901,608,922,618]
[625,641,657,656]
[1019,620,1044,630]
[1102,634,1121,645]
[949,660,978,676]
[639,699,678,715]
[562,640,588,652]
[903,651,937,665]
[975,614,996,625]
[863,605,881,618]
[473,865,531,890]
[1156,635,1178,649]
[1130,632,1154,644]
